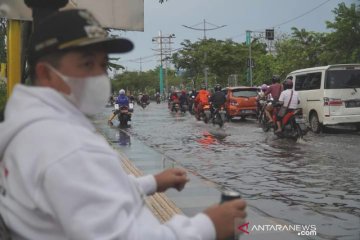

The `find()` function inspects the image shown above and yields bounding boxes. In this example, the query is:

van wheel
[310,112,321,133]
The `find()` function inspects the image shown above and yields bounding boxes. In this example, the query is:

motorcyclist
[257,84,271,115]
[108,89,129,125]
[179,90,189,110]
[137,92,143,105]
[128,94,135,103]
[140,93,150,106]
[168,91,180,110]
[275,78,300,133]
[264,75,284,123]
[155,92,161,103]
[188,89,197,113]
[257,84,270,100]
[170,91,179,102]
[209,84,226,116]
[195,84,210,116]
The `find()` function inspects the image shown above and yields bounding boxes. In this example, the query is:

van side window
[295,72,322,91]
[308,72,322,90]
[295,74,307,91]
[325,69,360,89]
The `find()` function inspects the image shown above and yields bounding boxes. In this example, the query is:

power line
[230,0,333,39]
[273,0,333,28]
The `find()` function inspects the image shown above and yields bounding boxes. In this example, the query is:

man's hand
[154,168,189,192]
[204,199,247,240]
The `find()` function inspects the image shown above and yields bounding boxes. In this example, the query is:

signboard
[265,29,274,40]
[0,0,144,31]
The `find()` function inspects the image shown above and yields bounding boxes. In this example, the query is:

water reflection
[196,132,218,147]
[116,130,131,146]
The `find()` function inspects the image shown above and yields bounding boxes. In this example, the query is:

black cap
[28,9,134,61]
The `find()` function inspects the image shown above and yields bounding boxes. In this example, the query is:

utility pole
[130,57,146,75]
[152,32,175,96]
[183,19,226,89]
[246,29,274,86]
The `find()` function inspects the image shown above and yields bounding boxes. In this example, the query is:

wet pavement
[93,102,360,240]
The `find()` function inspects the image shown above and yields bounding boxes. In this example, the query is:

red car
[223,86,259,120]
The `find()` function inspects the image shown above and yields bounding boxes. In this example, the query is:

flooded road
[96,102,360,240]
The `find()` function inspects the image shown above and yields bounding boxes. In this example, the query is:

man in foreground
[0,9,246,240]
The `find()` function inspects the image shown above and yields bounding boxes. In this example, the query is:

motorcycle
[195,103,211,123]
[156,96,161,104]
[275,109,308,139]
[258,100,272,132]
[128,101,134,113]
[140,101,148,109]
[180,103,188,113]
[115,104,131,127]
[188,96,195,114]
[261,103,308,140]
[169,99,180,112]
[211,105,227,127]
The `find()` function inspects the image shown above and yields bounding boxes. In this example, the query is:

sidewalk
[97,125,306,240]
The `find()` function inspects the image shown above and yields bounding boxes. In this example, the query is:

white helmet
[119,89,125,95]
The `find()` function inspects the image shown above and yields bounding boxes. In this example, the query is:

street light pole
[183,19,226,89]
[152,32,175,97]
[246,30,253,87]
[249,37,253,87]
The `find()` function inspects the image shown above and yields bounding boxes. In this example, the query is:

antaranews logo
[235,219,317,236]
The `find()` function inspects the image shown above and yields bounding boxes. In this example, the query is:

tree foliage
[111,67,183,96]
[324,2,360,63]
[172,38,267,87]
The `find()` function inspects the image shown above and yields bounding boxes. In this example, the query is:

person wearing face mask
[0,9,246,240]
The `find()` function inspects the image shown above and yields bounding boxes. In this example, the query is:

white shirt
[0,85,215,240]
[279,89,299,109]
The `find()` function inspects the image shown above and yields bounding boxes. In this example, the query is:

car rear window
[325,69,360,89]
[231,89,258,98]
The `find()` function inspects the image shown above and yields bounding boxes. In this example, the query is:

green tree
[111,68,183,96]
[275,28,327,74]
[323,2,360,63]
[172,38,266,87]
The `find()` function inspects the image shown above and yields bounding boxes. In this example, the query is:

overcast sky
[112,0,355,72]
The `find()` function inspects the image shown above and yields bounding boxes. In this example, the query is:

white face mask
[47,65,110,115]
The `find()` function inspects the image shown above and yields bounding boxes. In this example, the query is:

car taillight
[324,97,343,106]
[230,101,238,106]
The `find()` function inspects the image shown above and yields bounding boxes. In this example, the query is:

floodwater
[96,102,360,240]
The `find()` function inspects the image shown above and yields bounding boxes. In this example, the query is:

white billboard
[0,0,144,31]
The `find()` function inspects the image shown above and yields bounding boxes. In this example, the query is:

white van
[287,64,360,133]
